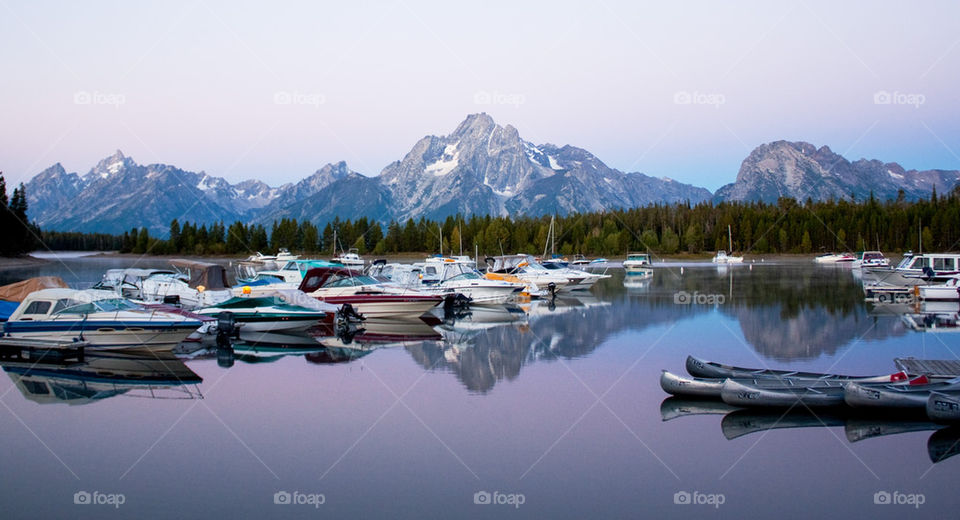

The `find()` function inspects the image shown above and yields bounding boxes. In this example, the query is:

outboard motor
[215,311,239,348]
[547,281,557,298]
[922,266,937,280]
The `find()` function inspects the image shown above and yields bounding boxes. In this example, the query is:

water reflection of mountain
[601,266,907,361]
[1,350,202,405]
[406,296,688,393]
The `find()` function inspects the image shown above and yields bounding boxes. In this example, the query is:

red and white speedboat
[298,267,442,319]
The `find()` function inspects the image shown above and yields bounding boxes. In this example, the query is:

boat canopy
[169,259,229,290]
[0,276,68,302]
[485,254,533,273]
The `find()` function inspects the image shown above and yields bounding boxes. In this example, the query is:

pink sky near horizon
[1,0,958,191]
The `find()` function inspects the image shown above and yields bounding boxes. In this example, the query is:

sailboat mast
[728,225,733,252]
[439,224,443,256]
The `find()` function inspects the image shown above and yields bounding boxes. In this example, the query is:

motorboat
[3,289,202,350]
[919,276,960,301]
[622,253,652,272]
[538,258,610,290]
[332,248,365,268]
[852,251,890,269]
[196,295,332,332]
[369,258,525,304]
[89,268,177,300]
[814,252,856,264]
[484,255,581,294]
[864,252,960,286]
[299,266,442,318]
[239,259,341,286]
[139,259,233,308]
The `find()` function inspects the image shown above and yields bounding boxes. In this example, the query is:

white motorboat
[622,253,651,272]
[852,251,890,269]
[919,276,960,301]
[139,259,233,309]
[539,259,610,290]
[371,258,525,304]
[814,252,856,264]
[484,255,580,294]
[332,248,365,268]
[864,252,960,286]
[3,289,202,350]
[299,266,442,318]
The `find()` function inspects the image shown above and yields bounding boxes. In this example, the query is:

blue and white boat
[3,289,202,350]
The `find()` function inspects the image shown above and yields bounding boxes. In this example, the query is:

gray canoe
[661,369,904,398]
[720,379,848,408]
[926,391,960,422]
[845,378,960,409]
[685,355,904,382]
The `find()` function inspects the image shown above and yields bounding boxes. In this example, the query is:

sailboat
[712,225,744,264]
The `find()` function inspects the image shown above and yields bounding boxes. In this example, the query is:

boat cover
[170,259,229,290]
[0,276,68,302]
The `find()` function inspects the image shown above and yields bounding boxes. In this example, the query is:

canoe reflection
[1,350,202,405]
[662,397,960,464]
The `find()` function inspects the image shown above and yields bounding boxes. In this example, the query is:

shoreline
[0,255,50,272]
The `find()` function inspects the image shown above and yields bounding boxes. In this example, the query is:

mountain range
[24,114,960,235]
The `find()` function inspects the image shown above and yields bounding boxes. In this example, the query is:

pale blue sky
[1,0,958,191]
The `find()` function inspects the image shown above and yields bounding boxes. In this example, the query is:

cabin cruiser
[538,258,611,290]
[332,248,365,268]
[919,276,960,301]
[299,267,442,318]
[139,259,233,309]
[814,253,856,264]
[622,253,651,273]
[865,253,960,286]
[240,259,340,286]
[852,251,890,269]
[89,268,177,300]
[3,289,202,350]
[369,258,526,304]
[484,255,581,294]
[196,294,333,332]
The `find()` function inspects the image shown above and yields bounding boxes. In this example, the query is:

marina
[0,253,958,518]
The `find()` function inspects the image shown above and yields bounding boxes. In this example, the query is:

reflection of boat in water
[721,409,848,440]
[928,426,960,463]
[623,269,654,290]
[312,318,441,349]
[845,416,944,442]
[1,350,202,405]
[660,397,741,422]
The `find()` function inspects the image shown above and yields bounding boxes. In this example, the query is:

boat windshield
[447,272,482,282]
[323,275,379,288]
[54,298,141,314]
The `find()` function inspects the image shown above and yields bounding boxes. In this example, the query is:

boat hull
[3,323,199,350]
[310,295,440,318]
[720,379,846,407]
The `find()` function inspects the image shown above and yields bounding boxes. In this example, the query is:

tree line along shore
[29,186,960,258]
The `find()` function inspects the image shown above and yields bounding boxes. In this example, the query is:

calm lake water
[0,255,958,519]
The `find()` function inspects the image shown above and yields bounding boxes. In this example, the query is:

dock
[896,358,960,379]
[0,336,89,362]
